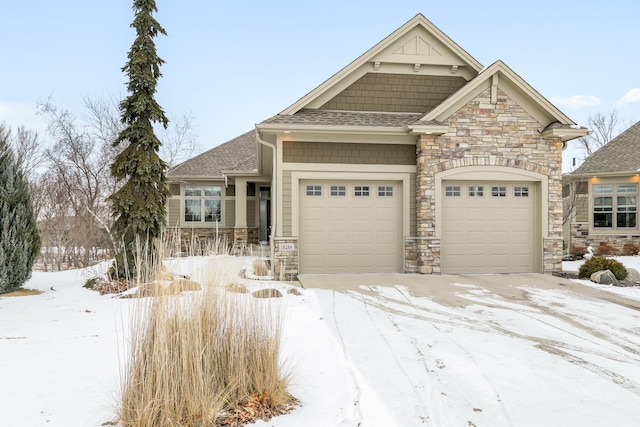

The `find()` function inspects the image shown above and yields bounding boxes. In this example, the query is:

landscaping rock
[168,278,201,293]
[624,268,640,285]
[252,288,282,299]
[590,270,618,285]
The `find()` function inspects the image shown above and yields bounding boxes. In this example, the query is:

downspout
[255,128,277,263]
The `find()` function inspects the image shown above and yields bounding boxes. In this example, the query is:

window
[593,184,637,229]
[492,186,506,197]
[184,185,221,223]
[468,186,483,197]
[330,185,346,196]
[306,185,322,196]
[355,186,370,197]
[514,186,529,197]
[378,186,393,197]
[445,186,460,197]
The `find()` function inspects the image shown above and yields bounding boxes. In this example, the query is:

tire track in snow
[357,286,456,426]
[433,290,640,398]
[330,290,363,426]
[391,286,517,427]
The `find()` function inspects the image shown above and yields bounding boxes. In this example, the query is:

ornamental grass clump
[578,256,628,281]
[119,257,295,427]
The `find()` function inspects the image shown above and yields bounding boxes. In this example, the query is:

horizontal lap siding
[283,142,415,165]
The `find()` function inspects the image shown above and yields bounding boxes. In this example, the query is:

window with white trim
[445,186,460,197]
[330,185,346,196]
[514,186,529,197]
[184,185,221,222]
[378,186,393,197]
[593,184,637,228]
[306,185,322,196]
[354,186,369,197]
[468,186,483,197]
[492,186,507,197]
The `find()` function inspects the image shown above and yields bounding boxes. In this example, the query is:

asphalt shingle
[573,120,640,175]
[167,130,257,178]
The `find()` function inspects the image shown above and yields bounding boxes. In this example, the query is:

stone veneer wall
[413,87,564,274]
[273,237,299,281]
[570,222,640,255]
[165,227,259,255]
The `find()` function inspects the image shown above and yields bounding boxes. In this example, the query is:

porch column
[234,178,248,251]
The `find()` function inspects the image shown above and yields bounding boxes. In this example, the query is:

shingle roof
[260,108,424,128]
[573,120,640,175]
[167,130,257,178]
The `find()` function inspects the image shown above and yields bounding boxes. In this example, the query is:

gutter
[255,128,277,263]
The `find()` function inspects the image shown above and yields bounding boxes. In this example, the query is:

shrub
[623,243,640,256]
[0,132,41,293]
[253,258,270,277]
[119,258,295,426]
[578,256,628,280]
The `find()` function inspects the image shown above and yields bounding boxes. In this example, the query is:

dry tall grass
[119,252,294,426]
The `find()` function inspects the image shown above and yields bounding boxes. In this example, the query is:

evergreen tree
[0,131,41,292]
[109,0,170,278]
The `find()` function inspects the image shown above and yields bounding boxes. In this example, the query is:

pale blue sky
[2,0,639,167]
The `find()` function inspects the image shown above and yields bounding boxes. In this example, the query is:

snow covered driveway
[295,274,640,427]
[3,259,640,427]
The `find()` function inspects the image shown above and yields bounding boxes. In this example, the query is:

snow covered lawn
[2,256,640,426]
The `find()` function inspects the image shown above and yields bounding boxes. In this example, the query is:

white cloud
[617,88,640,106]
[549,95,601,109]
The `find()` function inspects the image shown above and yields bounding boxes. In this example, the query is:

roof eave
[256,123,411,136]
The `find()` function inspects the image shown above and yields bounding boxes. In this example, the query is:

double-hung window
[593,184,637,229]
[184,185,222,223]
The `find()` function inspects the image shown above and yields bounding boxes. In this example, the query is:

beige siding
[247,198,257,227]
[283,142,415,165]
[575,196,589,222]
[167,198,180,227]
[320,73,466,113]
[225,200,235,227]
[282,171,292,236]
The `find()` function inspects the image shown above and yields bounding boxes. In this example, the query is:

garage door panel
[442,180,538,274]
[300,180,401,274]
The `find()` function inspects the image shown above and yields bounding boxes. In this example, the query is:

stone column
[415,134,442,274]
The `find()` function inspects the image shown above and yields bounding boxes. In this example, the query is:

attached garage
[441,180,541,274]
[299,180,402,274]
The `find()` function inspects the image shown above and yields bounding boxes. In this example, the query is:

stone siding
[165,226,259,255]
[273,237,299,281]
[414,88,564,274]
[570,222,640,255]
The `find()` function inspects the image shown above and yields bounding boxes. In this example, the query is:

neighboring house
[564,120,640,255]
[168,14,587,279]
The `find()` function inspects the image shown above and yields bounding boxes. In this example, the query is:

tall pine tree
[0,130,41,292]
[109,0,170,279]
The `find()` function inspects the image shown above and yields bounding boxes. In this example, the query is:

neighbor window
[378,186,393,197]
[330,185,346,196]
[593,184,637,229]
[306,185,322,196]
[184,185,221,223]
[445,186,460,197]
[355,186,370,197]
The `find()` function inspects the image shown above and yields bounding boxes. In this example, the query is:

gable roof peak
[280,14,483,116]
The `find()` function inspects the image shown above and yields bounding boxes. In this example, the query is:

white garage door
[442,181,539,274]
[299,180,402,274]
